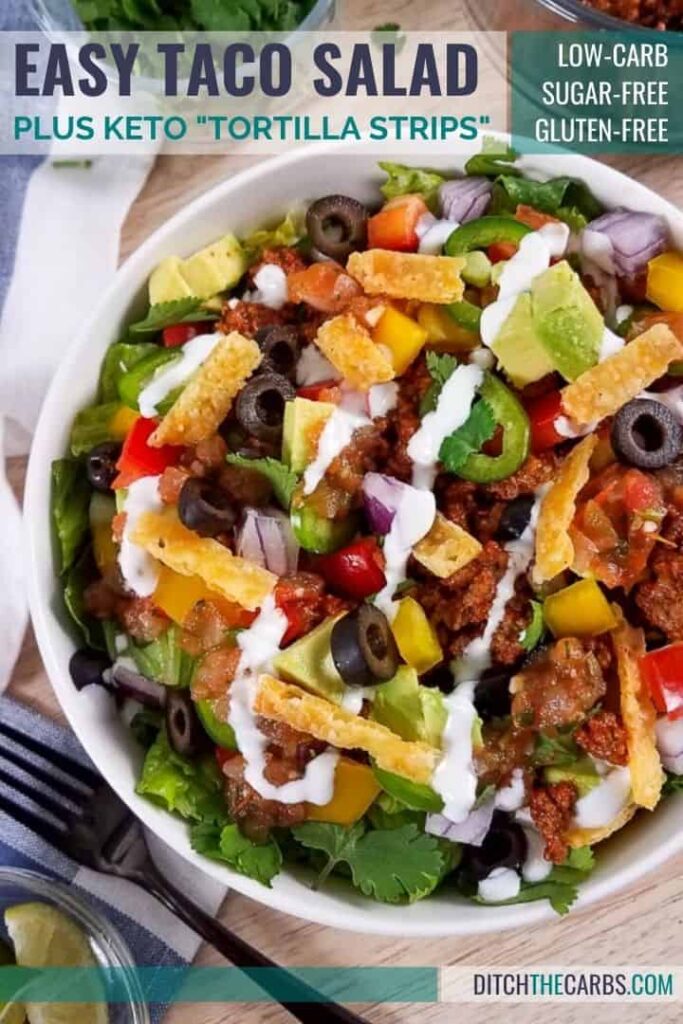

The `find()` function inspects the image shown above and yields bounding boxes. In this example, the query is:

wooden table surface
[7,1,683,1021]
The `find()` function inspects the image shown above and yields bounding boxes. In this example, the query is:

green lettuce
[136,728,226,824]
[465,846,596,917]
[464,137,520,178]
[98,341,160,403]
[69,402,120,457]
[51,458,91,575]
[63,546,105,650]
[241,213,304,263]
[378,161,445,210]
[123,625,197,689]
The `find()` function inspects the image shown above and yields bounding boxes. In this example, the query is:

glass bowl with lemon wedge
[0,869,149,1024]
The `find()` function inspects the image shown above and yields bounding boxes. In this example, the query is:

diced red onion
[236,507,299,576]
[425,799,495,846]
[439,177,492,224]
[585,209,668,279]
[361,473,405,534]
[110,662,167,709]
[656,716,683,774]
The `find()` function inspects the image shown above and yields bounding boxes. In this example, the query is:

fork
[0,715,368,1024]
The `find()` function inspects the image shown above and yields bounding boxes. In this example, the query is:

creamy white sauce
[640,384,683,425]
[599,325,625,362]
[249,264,289,309]
[477,866,521,902]
[417,217,460,255]
[138,333,222,418]
[118,475,163,597]
[515,808,553,883]
[431,680,478,824]
[581,229,615,275]
[572,765,631,829]
[553,415,596,440]
[340,688,366,714]
[296,345,340,386]
[494,768,526,812]
[407,363,483,490]
[656,715,683,774]
[227,594,339,805]
[373,484,436,621]
[455,486,546,684]
[303,405,370,495]
[469,347,496,371]
[480,222,571,351]
[616,304,634,325]
[368,381,399,419]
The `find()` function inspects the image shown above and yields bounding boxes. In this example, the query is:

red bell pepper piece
[623,468,661,514]
[525,391,566,452]
[639,643,683,718]
[296,380,342,404]
[488,241,519,264]
[113,417,182,489]
[162,323,204,348]
[515,205,559,230]
[367,195,428,253]
[315,538,386,601]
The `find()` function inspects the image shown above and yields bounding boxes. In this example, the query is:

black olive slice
[473,666,514,722]
[611,398,683,470]
[166,690,203,758]
[463,812,528,881]
[331,606,400,687]
[86,442,121,493]
[496,495,535,543]
[178,477,237,538]
[69,649,112,692]
[235,372,295,444]
[306,195,368,262]
[255,325,301,381]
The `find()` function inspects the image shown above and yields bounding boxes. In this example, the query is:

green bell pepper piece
[117,348,181,411]
[457,373,530,484]
[196,699,238,750]
[372,765,444,813]
[444,216,532,256]
[446,300,482,332]
[290,489,358,554]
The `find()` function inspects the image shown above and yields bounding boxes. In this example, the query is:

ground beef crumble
[582,0,683,29]
[530,781,578,864]
[510,638,607,730]
[575,711,629,767]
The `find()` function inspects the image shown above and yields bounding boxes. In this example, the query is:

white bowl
[26,140,683,936]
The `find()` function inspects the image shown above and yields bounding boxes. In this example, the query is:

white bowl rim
[25,137,683,937]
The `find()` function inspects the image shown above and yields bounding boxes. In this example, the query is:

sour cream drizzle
[118,475,162,597]
[572,764,631,830]
[416,213,460,255]
[515,807,553,883]
[303,405,370,495]
[407,363,483,490]
[374,484,436,622]
[480,222,571,351]
[432,680,478,824]
[228,594,339,805]
[296,345,340,386]
[477,866,521,902]
[455,486,547,684]
[248,264,289,309]
[138,333,222,418]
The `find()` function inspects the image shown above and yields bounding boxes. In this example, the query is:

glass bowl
[0,868,150,1024]
[465,0,659,31]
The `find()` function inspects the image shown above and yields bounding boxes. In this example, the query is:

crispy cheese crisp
[131,509,275,611]
[612,606,665,811]
[532,435,597,586]
[567,803,636,849]
[150,332,261,447]
[412,513,482,579]
[255,675,440,784]
[561,324,683,426]
[347,250,465,303]
[314,314,394,391]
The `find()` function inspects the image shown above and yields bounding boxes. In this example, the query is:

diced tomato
[315,538,386,601]
[296,380,342,404]
[287,262,361,313]
[623,468,662,514]
[525,391,565,452]
[515,205,559,230]
[639,643,683,718]
[367,194,428,253]
[162,323,204,348]
[113,417,182,489]
[215,746,236,771]
[488,241,518,263]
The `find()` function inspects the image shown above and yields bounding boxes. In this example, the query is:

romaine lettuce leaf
[69,402,120,457]
[127,625,197,688]
[241,213,304,263]
[51,458,91,575]
[378,161,445,210]
[98,341,160,403]
[136,727,226,824]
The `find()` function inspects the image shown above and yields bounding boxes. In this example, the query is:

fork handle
[139,865,367,1024]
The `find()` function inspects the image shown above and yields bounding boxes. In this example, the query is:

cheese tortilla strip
[314,314,394,391]
[150,331,261,447]
[561,324,683,426]
[347,250,465,303]
[567,803,636,849]
[255,675,440,785]
[532,435,597,586]
[412,512,482,579]
[612,606,665,811]
[131,509,275,611]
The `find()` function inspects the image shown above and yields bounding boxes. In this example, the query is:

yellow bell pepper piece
[372,306,428,374]
[109,405,140,440]
[543,578,617,639]
[153,565,247,626]
[646,252,683,313]
[306,757,381,825]
[391,596,443,674]
[92,519,117,577]
[417,304,479,353]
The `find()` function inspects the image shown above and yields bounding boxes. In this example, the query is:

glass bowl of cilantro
[30,0,335,33]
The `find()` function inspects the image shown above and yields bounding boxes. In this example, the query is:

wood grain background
[7,1,683,1020]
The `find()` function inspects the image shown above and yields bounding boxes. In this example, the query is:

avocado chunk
[272,615,346,703]
[148,234,247,306]
[544,756,600,798]
[371,666,447,748]
[282,397,335,473]
[196,699,237,750]
[149,256,194,306]
[491,292,556,388]
[531,260,603,381]
[290,492,358,554]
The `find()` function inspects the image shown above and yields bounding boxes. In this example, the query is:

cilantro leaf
[520,600,545,653]
[191,822,282,886]
[378,162,444,211]
[663,772,683,795]
[128,298,217,336]
[439,400,497,474]
[225,454,300,509]
[292,821,366,889]
[531,727,581,768]
[467,845,595,916]
[419,351,458,416]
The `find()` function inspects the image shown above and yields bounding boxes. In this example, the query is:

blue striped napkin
[0,696,226,1023]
